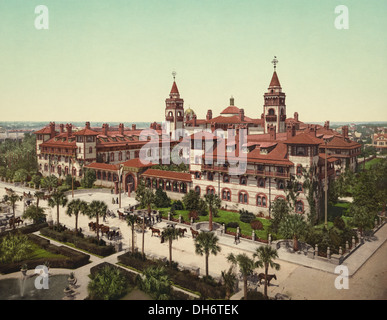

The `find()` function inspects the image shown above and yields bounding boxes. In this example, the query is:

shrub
[250,220,263,230]
[188,210,199,222]
[239,209,256,223]
[334,216,346,230]
[226,222,239,229]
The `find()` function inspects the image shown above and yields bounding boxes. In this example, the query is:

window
[223,174,230,183]
[206,186,215,195]
[296,165,303,175]
[194,172,201,179]
[277,180,285,190]
[118,152,122,161]
[295,201,304,213]
[110,152,114,162]
[208,172,214,181]
[238,191,248,204]
[297,183,303,192]
[89,147,93,154]
[258,178,265,188]
[296,146,306,156]
[240,176,247,185]
[268,108,275,115]
[222,189,231,201]
[257,194,267,207]
[195,186,201,195]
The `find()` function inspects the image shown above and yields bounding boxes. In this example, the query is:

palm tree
[86,200,108,242]
[350,204,374,236]
[34,191,45,209]
[204,193,221,231]
[140,266,172,300]
[41,175,58,194]
[162,227,182,266]
[278,214,308,251]
[254,245,280,299]
[221,266,237,300]
[126,214,137,253]
[3,192,22,229]
[23,204,46,224]
[47,189,68,227]
[227,253,255,300]
[87,265,129,300]
[66,199,88,232]
[194,231,221,277]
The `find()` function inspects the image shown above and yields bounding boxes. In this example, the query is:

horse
[258,273,277,285]
[178,228,187,237]
[100,225,110,236]
[149,227,161,237]
[88,221,96,231]
[9,217,23,228]
[118,210,125,220]
[190,227,199,239]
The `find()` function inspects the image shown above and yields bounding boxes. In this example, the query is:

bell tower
[165,71,184,140]
[263,57,286,134]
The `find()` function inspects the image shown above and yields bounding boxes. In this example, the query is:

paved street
[1,182,386,300]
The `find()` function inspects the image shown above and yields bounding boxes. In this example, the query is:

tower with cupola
[165,72,185,140]
[263,57,287,134]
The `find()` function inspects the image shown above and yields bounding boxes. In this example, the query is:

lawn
[27,242,68,260]
[364,157,382,170]
[158,207,271,240]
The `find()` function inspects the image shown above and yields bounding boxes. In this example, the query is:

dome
[184,107,196,116]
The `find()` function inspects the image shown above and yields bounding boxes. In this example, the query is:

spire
[169,71,180,98]
[269,71,281,88]
[269,56,281,88]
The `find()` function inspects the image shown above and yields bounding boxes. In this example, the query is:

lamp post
[118,164,124,209]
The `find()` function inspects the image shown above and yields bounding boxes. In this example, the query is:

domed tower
[263,57,287,134]
[165,71,184,140]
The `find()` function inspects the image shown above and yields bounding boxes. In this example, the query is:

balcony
[203,165,290,179]
[280,114,287,121]
[265,115,277,122]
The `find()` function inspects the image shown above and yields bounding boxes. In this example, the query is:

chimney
[342,126,348,139]
[239,108,245,122]
[286,124,293,139]
[268,124,276,141]
[119,123,124,135]
[66,123,72,137]
[324,121,330,130]
[230,96,234,106]
[102,123,109,136]
[193,114,197,127]
[132,124,136,131]
[206,109,212,121]
[309,125,316,137]
[85,122,91,130]
[59,124,64,134]
[294,112,299,122]
[49,122,56,139]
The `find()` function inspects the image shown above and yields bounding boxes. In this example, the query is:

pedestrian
[234,234,238,245]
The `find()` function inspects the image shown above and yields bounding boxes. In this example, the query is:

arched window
[118,152,122,161]
[295,201,304,213]
[89,147,93,154]
[110,152,114,162]
[240,176,247,185]
[195,186,201,195]
[221,189,231,201]
[238,191,248,204]
[72,167,77,177]
[57,166,61,175]
[297,183,303,192]
[194,172,201,179]
[223,174,230,183]
[277,180,285,190]
[256,194,267,207]
[208,172,214,181]
[206,186,215,195]
[268,108,275,115]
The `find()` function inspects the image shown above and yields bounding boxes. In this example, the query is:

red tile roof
[170,81,179,94]
[284,132,322,145]
[269,71,281,87]
[220,106,240,114]
[141,169,192,182]
[323,136,361,149]
[85,163,119,171]
[74,128,99,136]
[120,158,156,168]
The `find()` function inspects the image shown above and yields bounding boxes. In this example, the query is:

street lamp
[118,164,124,209]
[324,140,328,228]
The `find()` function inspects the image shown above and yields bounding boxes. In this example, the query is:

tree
[194,231,221,277]
[221,266,237,300]
[254,245,280,299]
[13,168,29,183]
[126,214,138,253]
[270,198,290,234]
[278,214,308,251]
[227,253,255,301]
[34,191,45,209]
[23,205,46,224]
[87,265,129,300]
[3,192,22,229]
[350,204,374,236]
[41,175,58,193]
[66,199,88,232]
[86,200,108,242]
[47,190,68,227]
[154,187,171,208]
[0,233,33,263]
[140,266,172,300]
[182,190,200,211]
[204,193,221,231]
[162,227,182,266]
[81,168,96,188]
[32,174,42,188]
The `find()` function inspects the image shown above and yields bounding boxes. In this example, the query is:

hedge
[40,227,115,257]
[117,252,226,299]
[0,234,90,274]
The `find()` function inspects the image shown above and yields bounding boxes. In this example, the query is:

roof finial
[271,56,278,71]
[172,70,177,81]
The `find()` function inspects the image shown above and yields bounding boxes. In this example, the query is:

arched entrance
[125,173,136,194]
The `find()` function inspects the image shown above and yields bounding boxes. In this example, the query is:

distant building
[372,133,387,151]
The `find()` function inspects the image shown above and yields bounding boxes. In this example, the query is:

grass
[27,242,68,260]
[364,157,382,170]
[157,207,271,240]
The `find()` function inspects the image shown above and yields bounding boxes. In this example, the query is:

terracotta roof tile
[141,169,192,182]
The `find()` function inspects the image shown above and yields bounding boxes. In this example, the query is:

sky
[0,0,386,124]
